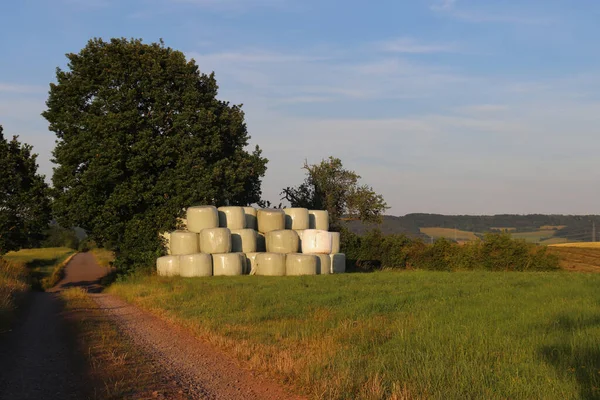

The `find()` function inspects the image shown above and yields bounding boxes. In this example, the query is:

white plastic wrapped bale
[159,232,171,255]
[294,230,305,252]
[212,253,244,276]
[308,210,329,231]
[187,206,219,233]
[301,230,333,254]
[230,229,257,253]
[284,208,309,230]
[331,232,341,254]
[157,255,180,277]
[243,207,258,230]
[257,209,285,233]
[266,230,299,254]
[245,252,260,275]
[199,228,232,254]
[179,253,212,277]
[286,253,318,276]
[312,253,332,275]
[170,231,199,255]
[218,206,246,229]
[256,232,266,252]
[255,253,286,276]
[330,253,346,273]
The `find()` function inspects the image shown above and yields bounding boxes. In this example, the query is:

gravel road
[0,252,304,399]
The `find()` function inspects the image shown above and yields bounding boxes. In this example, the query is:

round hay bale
[157,255,180,277]
[179,253,212,277]
[243,207,258,230]
[255,253,286,276]
[266,230,299,254]
[218,206,246,229]
[308,210,329,231]
[284,208,309,230]
[199,228,232,254]
[286,253,317,276]
[245,252,260,275]
[331,232,341,254]
[231,229,257,253]
[257,209,285,233]
[330,253,346,273]
[212,253,244,276]
[312,253,332,275]
[256,232,266,252]
[301,230,333,254]
[170,231,199,255]
[294,230,305,252]
[187,206,219,233]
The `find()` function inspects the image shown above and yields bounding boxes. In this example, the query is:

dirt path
[0,253,99,400]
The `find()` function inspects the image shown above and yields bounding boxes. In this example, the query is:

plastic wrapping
[331,232,341,254]
[170,231,200,255]
[256,232,266,252]
[255,253,286,276]
[218,206,246,229]
[231,229,258,253]
[284,208,309,230]
[212,253,244,276]
[199,228,232,254]
[257,209,285,233]
[187,206,219,233]
[266,230,299,254]
[243,207,258,230]
[294,230,305,252]
[245,252,260,275]
[313,253,332,275]
[179,253,212,277]
[330,253,346,273]
[157,255,180,277]
[308,210,329,231]
[301,230,333,254]
[286,253,318,276]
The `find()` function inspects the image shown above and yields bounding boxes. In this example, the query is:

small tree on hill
[44,38,268,272]
[281,157,388,230]
[0,126,51,255]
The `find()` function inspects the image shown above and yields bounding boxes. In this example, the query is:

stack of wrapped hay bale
[156,206,346,277]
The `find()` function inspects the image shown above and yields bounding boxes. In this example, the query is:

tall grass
[3,247,75,290]
[0,258,28,331]
[110,271,600,399]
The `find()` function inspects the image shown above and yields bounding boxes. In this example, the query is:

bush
[340,230,560,272]
[42,224,80,249]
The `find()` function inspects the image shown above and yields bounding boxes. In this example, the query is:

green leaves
[281,157,388,230]
[44,38,267,272]
[0,126,51,255]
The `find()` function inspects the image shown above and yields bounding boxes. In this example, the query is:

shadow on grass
[539,315,600,400]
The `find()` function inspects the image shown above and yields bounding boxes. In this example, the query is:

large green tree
[0,126,51,255]
[44,38,267,272]
[281,157,388,230]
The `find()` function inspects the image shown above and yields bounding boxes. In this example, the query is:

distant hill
[345,214,600,242]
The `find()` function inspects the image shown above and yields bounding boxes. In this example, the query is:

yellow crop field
[540,225,567,230]
[420,227,479,241]
[548,242,600,248]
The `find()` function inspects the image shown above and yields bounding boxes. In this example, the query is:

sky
[2,0,600,216]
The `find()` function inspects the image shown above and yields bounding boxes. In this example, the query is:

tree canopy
[281,157,388,229]
[44,38,268,272]
[0,125,51,255]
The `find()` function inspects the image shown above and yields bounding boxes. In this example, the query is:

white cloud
[377,37,458,54]
[430,1,552,25]
[430,0,456,12]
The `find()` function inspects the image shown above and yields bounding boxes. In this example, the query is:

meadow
[3,247,75,290]
[110,271,600,400]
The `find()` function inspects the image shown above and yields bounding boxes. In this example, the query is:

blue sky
[2,0,600,215]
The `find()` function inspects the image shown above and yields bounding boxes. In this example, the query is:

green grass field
[109,271,600,400]
[3,247,75,290]
[510,230,558,243]
[420,227,479,241]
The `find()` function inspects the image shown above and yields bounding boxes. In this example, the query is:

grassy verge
[110,271,600,400]
[0,258,29,332]
[60,288,185,399]
[89,248,115,269]
[3,247,76,290]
